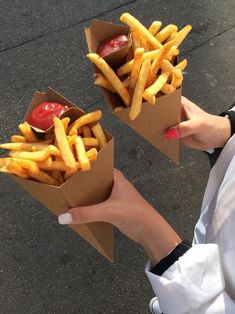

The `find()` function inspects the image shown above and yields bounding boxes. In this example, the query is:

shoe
[149,297,162,314]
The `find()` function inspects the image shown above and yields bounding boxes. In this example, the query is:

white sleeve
[145,244,235,314]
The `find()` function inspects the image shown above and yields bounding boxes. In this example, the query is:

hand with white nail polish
[58,169,181,265]
[165,96,231,150]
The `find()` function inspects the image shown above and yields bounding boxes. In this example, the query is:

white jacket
[146,132,235,312]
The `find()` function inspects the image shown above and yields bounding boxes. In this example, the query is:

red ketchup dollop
[97,34,129,58]
[27,102,69,130]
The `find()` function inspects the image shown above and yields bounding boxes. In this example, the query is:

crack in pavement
[0,0,137,54]
[183,23,235,56]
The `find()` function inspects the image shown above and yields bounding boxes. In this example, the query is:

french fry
[146,41,174,87]
[6,160,29,179]
[82,137,99,148]
[176,58,187,71]
[173,25,192,47]
[114,106,124,113]
[129,47,144,93]
[156,24,178,43]
[28,169,59,186]
[161,83,176,94]
[9,158,39,174]
[61,117,70,133]
[0,141,54,152]
[11,135,27,143]
[69,110,102,135]
[37,160,69,172]
[94,73,116,93]
[143,70,169,105]
[53,117,77,171]
[167,30,178,42]
[129,56,151,120]
[120,13,162,49]
[91,123,108,149]
[18,122,38,143]
[171,68,183,88]
[131,29,142,52]
[82,125,92,138]
[74,135,90,171]
[87,53,131,107]
[148,21,162,36]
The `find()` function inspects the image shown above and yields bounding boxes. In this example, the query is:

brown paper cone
[85,19,181,164]
[10,87,114,261]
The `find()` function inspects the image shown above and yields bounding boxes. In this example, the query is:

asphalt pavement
[0,1,235,313]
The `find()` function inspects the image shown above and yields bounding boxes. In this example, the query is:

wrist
[212,116,231,148]
[139,210,181,265]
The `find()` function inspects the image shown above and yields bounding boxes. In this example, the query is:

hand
[58,169,181,265]
[165,96,231,150]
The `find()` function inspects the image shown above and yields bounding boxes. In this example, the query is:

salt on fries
[87,13,191,120]
[0,110,107,186]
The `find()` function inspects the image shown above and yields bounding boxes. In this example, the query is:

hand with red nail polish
[58,169,181,265]
[165,96,231,150]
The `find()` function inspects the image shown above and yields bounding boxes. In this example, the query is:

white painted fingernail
[58,213,73,225]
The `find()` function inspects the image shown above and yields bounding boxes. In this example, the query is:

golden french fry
[129,57,151,120]
[167,46,179,57]
[173,25,192,47]
[114,106,124,113]
[37,160,69,172]
[0,141,55,152]
[8,149,50,161]
[91,123,108,149]
[82,137,99,147]
[148,21,162,36]
[9,158,39,174]
[74,136,90,171]
[156,24,178,43]
[61,117,70,133]
[161,59,175,73]
[139,34,149,52]
[53,117,77,170]
[176,59,187,71]
[6,160,29,179]
[69,110,102,136]
[11,135,27,143]
[28,169,59,186]
[120,13,162,49]
[131,29,141,52]
[161,83,176,94]
[19,122,38,143]
[87,53,131,107]
[94,74,116,93]
[86,148,98,161]
[82,126,92,138]
[117,49,160,77]
[146,41,174,87]
[0,165,8,173]
[171,69,183,88]
[143,70,169,105]
[122,76,130,89]
[129,47,144,93]
[167,30,178,42]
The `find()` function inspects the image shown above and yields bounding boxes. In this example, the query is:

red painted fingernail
[165,128,180,139]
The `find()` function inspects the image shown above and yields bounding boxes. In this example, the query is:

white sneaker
[149,297,162,314]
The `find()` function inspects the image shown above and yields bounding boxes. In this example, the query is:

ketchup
[97,34,129,58]
[27,102,68,130]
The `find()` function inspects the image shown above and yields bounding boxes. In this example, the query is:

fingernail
[58,213,73,225]
[165,128,180,139]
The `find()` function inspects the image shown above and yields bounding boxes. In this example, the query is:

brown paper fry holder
[85,19,181,164]
[11,87,114,262]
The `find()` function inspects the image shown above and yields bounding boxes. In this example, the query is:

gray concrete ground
[0,1,234,313]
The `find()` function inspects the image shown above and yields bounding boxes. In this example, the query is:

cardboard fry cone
[10,88,114,262]
[85,19,181,164]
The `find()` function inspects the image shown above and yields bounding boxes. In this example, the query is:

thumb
[58,200,114,225]
[166,119,197,139]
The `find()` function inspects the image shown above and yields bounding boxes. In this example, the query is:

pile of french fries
[0,110,108,186]
[87,13,192,120]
